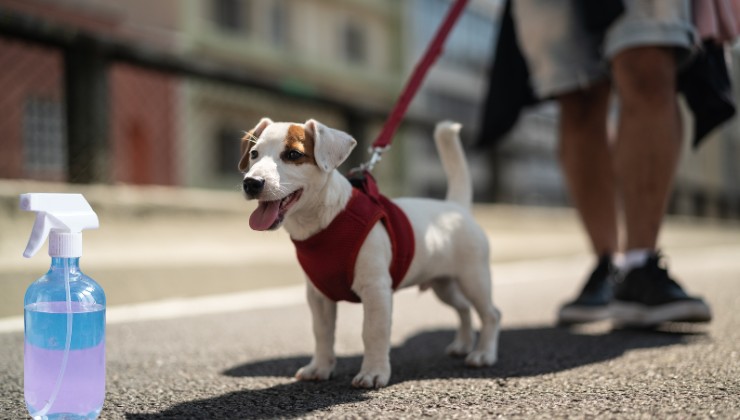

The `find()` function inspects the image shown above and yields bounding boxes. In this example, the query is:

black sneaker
[611,253,712,327]
[558,256,618,324]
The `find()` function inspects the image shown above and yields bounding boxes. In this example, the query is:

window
[342,22,367,65]
[213,0,245,32]
[23,97,66,178]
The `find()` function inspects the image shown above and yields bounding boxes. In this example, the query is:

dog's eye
[286,150,304,161]
[250,150,258,160]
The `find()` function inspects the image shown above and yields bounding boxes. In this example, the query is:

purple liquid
[25,302,105,419]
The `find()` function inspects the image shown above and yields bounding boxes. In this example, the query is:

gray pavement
[1,181,739,418]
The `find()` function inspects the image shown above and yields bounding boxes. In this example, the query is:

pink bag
[694,0,740,42]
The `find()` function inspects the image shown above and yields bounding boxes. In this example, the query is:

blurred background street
[0,0,739,418]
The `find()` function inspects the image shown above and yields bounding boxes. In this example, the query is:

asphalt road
[1,182,739,418]
[1,245,739,419]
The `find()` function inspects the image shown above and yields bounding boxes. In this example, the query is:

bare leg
[607,47,714,327]
[611,47,682,251]
[557,81,618,257]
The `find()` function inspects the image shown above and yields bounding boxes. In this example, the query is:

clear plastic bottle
[24,257,106,420]
[20,193,105,420]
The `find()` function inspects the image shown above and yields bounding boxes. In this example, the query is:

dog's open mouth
[249,189,303,231]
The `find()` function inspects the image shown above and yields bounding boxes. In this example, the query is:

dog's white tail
[434,121,472,208]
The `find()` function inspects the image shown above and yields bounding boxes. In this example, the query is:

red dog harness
[291,175,415,303]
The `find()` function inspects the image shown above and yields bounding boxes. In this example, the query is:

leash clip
[350,145,390,175]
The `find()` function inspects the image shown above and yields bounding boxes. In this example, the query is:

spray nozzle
[20,193,99,258]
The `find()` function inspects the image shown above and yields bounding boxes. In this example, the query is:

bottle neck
[50,257,81,273]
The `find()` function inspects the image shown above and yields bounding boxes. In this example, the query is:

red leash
[353,0,469,173]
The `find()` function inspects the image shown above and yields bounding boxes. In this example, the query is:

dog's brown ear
[239,118,273,171]
[304,119,357,172]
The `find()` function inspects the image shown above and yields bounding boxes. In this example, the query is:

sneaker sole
[611,300,712,328]
[558,305,612,324]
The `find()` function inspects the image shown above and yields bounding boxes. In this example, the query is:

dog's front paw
[351,364,391,389]
[465,350,497,367]
[295,360,335,381]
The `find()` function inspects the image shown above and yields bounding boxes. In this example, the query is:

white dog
[239,118,500,388]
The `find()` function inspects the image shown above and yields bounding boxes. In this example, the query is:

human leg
[558,82,617,257]
[556,82,622,324]
[611,47,682,251]
[609,46,711,326]
[510,0,620,324]
[512,0,616,255]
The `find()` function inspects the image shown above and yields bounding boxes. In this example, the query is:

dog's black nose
[243,177,265,196]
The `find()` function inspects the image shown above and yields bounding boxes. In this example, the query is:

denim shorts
[511,0,696,98]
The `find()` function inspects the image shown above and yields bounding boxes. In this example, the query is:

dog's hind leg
[430,278,475,357]
[456,265,501,367]
[296,281,337,381]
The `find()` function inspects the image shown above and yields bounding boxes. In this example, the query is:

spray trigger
[20,193,99,258]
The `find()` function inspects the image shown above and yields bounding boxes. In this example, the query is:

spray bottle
[21,193,106,420]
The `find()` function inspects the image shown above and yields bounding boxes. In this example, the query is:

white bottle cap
[48,231,83,258]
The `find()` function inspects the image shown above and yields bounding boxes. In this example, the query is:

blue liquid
[25,302,105,420]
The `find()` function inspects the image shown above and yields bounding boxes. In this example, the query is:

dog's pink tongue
[249,200,280,231]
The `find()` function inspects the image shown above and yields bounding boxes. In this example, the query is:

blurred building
[179,0,402,188]
[0,0,738,218]
[0,0,181,185]
[0,0,403,188]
